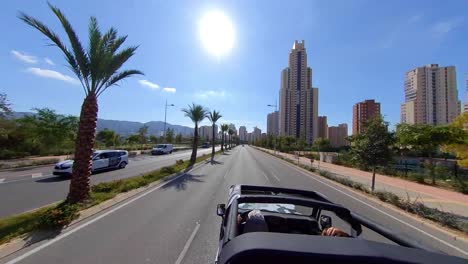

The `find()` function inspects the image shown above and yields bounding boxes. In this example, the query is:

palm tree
[182,103,208,165]
[220,124,229,152]
[19,4,143,203]
[207,110,222,161]
[228,129,234,149]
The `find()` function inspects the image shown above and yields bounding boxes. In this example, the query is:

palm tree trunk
[221,133,224,152]
[211,124,215,161]
[68,94,98,203]
[371,166,376,192]
[190,124,198,165]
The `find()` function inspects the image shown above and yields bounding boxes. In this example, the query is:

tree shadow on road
[162,173,205,191]
[206,160,224,165]
[36,176,70,183]
[21,228,62,249]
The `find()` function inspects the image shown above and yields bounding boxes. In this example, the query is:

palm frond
[208,110,222,124]
[97,69,143,97]
[88,16,102,91]
[18,11,87,93]
[48,3,90,88]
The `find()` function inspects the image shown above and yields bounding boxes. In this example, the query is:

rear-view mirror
[217,204,226,216]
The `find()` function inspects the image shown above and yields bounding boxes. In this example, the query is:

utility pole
[267,101,278,154]
[163,99,175,139]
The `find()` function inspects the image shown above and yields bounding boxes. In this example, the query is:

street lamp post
[163,99,175,139]
[267,102,278,154]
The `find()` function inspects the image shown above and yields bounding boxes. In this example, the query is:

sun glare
[199,10,235,57]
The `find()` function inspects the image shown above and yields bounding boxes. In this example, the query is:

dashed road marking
[0,178,5,184]
[31,173,43,178]
[271,172,280,182]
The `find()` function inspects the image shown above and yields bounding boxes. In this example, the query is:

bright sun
[199,10,235,57]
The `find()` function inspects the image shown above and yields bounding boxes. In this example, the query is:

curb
[255,147,468,242]
[0,154,216,260]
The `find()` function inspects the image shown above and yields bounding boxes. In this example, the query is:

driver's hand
[322,227,350,237]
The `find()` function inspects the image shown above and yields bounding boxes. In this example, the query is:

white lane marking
[281,159,468,257]
[271,172,280,182]
[174,222,201,264]
[223,167,232,179]
[4,172,188,264]
[0,178,5,184]
[261,171,269,182]
[31,173,43,178]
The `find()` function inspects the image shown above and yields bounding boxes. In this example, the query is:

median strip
[0,151,221,247]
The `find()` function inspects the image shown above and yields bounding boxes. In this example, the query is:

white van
[151,144,173,155]
[53,150,129,176]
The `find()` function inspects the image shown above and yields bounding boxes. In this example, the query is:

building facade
[464,73,468,113]
[267,111,279,135]
[401,64,459,125]
[317,116,328,139]
[279,40,319,144]
[228,123,237,135]
[328,123,348,148]
[253,127,261,142]
[239,126,247,142]
[199,125,215,141]
[352,99,381,135]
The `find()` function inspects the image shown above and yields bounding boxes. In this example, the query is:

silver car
[53,150,129,176]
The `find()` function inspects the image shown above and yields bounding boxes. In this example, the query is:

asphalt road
[0,147,219,218]
[1,146,467,264]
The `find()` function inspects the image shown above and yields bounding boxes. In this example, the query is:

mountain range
[11,112,194,137]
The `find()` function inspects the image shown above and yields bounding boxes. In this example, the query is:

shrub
[409,172,426,184]
[160,166,176,174]
[92,180,123,193]
[176,159,184,166]
[38,202,79,229]
[319,170,329,177]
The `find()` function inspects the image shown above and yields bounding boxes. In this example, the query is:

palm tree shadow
[36,176,70,183]
[162,173,205,191]
[22,228,62,249]
[206,160,223,165]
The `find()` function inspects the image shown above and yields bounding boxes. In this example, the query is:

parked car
[151,144,173,155]
[201,142,210,148]
[53,150,129,176]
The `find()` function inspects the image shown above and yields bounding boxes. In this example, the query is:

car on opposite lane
[53,150,129,176]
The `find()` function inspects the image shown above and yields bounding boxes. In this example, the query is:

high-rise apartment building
[253,127,261,142]
[464,73,468,113]
[267,111,279,136]
[199,125,216,141]
[401,64,459,125]
[353,99,381,135]
[317,116,328,139]
[328,123,349,148]
[279,40,319,144]
[239,126,247,142]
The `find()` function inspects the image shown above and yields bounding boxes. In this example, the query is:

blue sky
[1,0,467,134]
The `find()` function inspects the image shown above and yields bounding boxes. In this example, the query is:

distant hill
[11,112,194,137]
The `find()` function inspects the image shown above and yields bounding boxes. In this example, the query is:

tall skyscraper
[317,116,328,139]
[253,127,261,142]
[464,73,468,113]
[239,126,247,142]
[267,111,279,135]
[279,40,319,144]
[353,99,381,135]
[401,64,459,125]
[328,123,349,148]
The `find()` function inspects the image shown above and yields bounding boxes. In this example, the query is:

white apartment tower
[279,40,318,144]
[401,64,459,125]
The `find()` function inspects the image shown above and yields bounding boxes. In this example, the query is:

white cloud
[432,17,463,37]
[138,79,160,89]
[163,87,176,93]
[11,50,38,64]
[195,90,226,99]
[27,67,79,84]
[44,57,55,66]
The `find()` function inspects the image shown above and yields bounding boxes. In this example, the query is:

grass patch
[0,150,220,245]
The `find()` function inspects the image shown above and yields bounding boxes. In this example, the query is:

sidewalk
[258,147,468,216]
